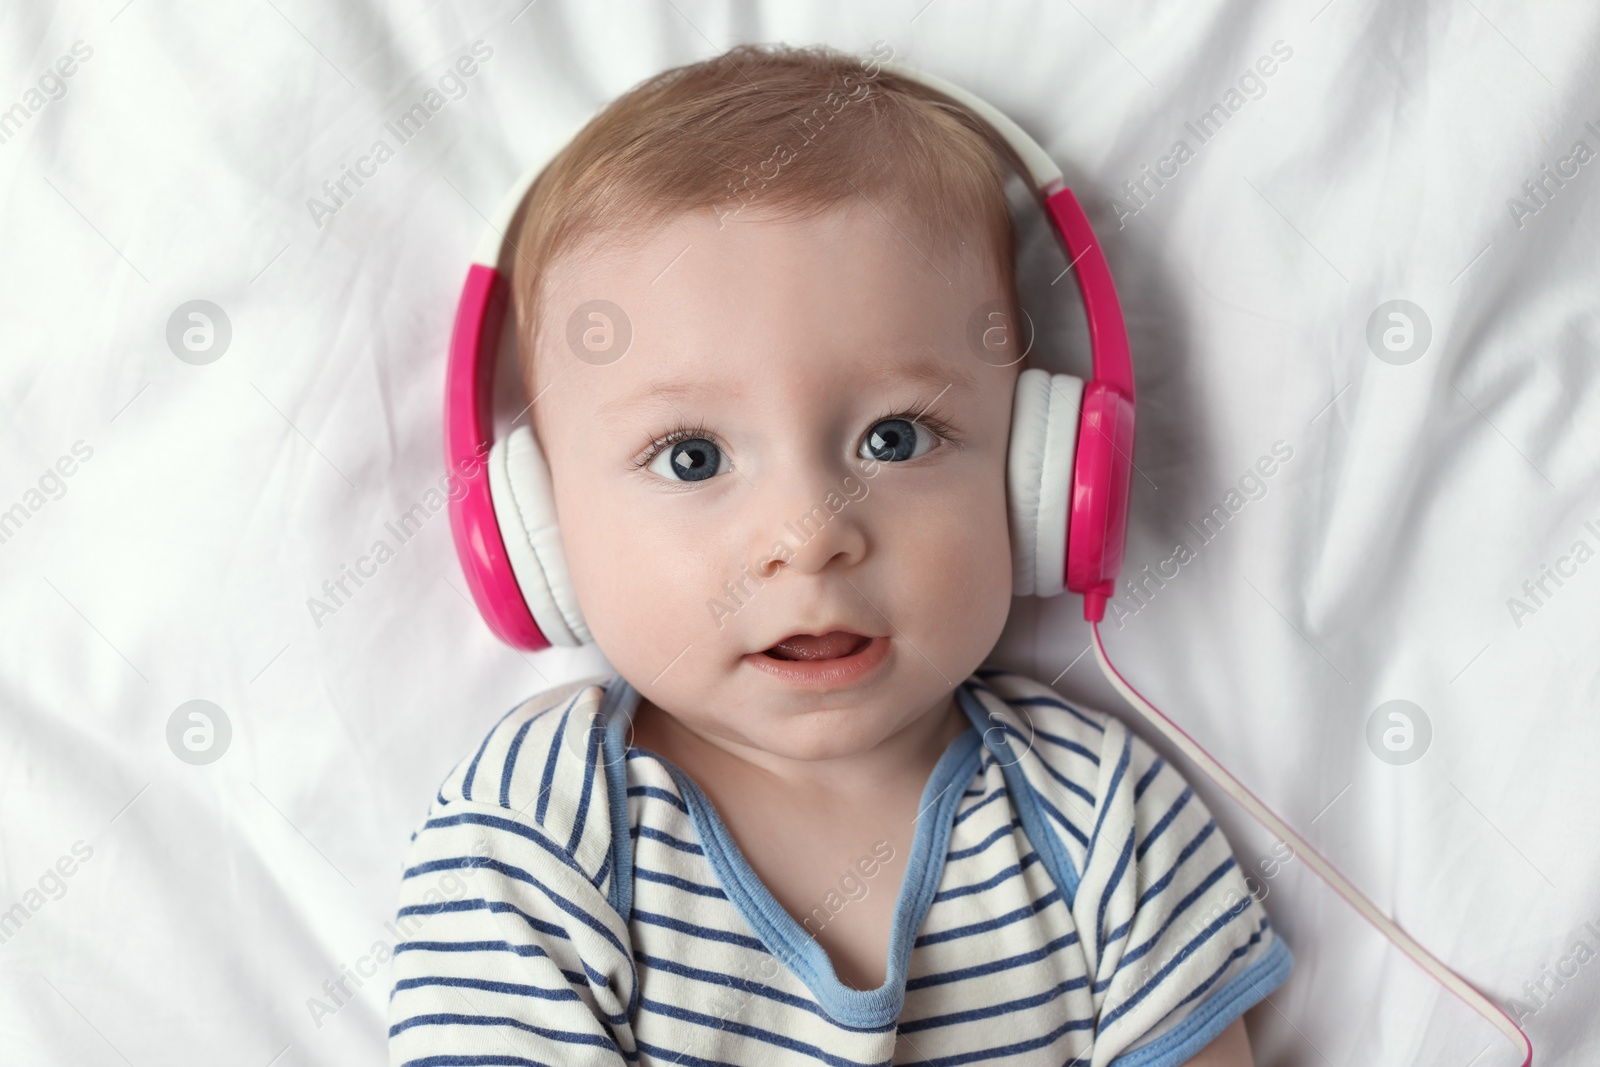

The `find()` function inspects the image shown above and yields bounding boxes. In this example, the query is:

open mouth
[762,631,872,661]
[744,630,890,688]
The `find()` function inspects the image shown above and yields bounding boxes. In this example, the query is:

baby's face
[533,200,1019,764]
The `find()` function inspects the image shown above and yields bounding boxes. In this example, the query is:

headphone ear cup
[487,426,591,646]
[1065,381,1136,599]
[1007,368,1085,598]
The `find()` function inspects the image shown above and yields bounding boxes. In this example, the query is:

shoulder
[968,667,1171,797]
[966,667,1122,799]
[433,674,610,811]
[966,669,1294,1049]
[969,667,1113,743]
[418,674,620,896]
[963,668,1175,868]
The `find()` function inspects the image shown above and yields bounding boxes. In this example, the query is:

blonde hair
[510,42,1020,392]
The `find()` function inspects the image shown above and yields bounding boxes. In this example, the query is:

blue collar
[599,675,1003,1029]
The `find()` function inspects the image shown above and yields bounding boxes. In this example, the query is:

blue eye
[859,418,934,463]
[647,437,725,482]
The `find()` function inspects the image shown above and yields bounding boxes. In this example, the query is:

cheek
[872,458,1013,634]
[553,472,733,662]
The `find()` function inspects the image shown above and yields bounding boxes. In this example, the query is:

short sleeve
[1070,716,1293,1067]
[387,682,638,1066]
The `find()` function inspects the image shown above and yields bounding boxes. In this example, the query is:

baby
[388,44,1291,1067]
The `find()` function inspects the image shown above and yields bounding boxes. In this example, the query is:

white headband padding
[877,61,1063,192]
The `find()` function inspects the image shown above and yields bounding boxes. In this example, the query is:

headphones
[445,61,1136,651]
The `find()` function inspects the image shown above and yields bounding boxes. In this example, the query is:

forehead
[532,201,1009,418]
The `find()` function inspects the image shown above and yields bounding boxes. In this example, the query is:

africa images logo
[305,41,494,229]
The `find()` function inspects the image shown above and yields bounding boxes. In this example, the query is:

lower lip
[742,636,890,689]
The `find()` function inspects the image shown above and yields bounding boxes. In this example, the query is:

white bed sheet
[2,1,1597,1064]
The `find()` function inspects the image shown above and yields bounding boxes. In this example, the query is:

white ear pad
[1007,368,1085,597]
[487,425,591,646]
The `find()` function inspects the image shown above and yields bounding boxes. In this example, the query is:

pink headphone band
[444,64,1137,649]
[1043,186,1135,622]
[445,262,544,647]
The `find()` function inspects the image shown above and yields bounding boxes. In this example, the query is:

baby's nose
[747,465,872,579]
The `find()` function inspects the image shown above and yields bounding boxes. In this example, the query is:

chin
[759,705,897,762]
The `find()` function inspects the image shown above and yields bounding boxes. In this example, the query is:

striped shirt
[387,669,1292,1066]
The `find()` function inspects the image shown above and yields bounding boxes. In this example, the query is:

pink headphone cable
[1088,622,1533,1066]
